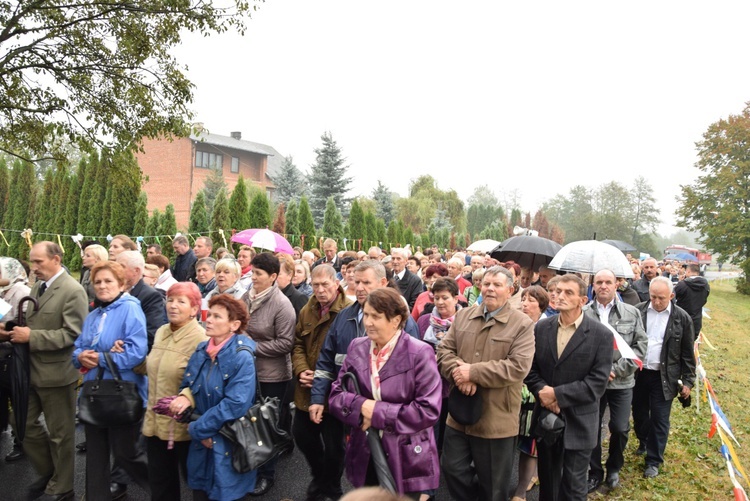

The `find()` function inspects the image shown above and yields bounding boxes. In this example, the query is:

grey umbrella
[490,236,563,271]
[549,240,634,278]
[602,240,637,253]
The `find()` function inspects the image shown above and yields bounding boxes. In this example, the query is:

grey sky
[174,1,750,235]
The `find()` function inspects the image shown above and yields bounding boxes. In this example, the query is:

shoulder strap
[102,352,123,381]
[235,341,264,402]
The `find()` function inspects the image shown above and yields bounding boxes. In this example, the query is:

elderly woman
[329,288,442,499]
[293,259,313,297]
[143,264,160,288]
[81,244,109,303]
[0,257,31,323]
[237,245,255,290]
[148,254,178,294]
[205,258,246,300]
[466,269,484,307]
[411,263,449,321]
[108,234,138,260]
[513,285,550,501]
[142,282,207,500]
[242,252,296,496]
[195,257,217,298]
[168,295,257,501]
[72,261,149,499]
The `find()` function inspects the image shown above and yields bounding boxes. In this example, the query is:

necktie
[39,283,47,296]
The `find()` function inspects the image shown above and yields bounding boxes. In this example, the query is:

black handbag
[447,385,483,426]
[218,377,292,473]
[78,352,144,427]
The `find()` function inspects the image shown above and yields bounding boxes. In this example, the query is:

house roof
[190,131,285,180]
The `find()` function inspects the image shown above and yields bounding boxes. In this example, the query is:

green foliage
[348,199,365,243]
[146,208,162,243]
[298,196,317,250]
[273,156,307,204]
[403,227,415,248]
[285,200,299,242]
[188,190,209,234]
[105,150,142,236]
[372,180,395,225]
[309,132,352,226]
[76,154,94,236]
[387,220,399,247]
[36,167,56,233]
[99,185,113,237]
[84,150,110,236]
[364,211,377,248]
[210,189,230,251]
[132,192,149,238]
[51,164,70,234]
[0,1,253,164]
[248,191,271,230]
[677,103,750,294]
[8,159,38,258]
[63,171,82,268]
[160,204,178,261]
[228,176,252,232]
[467,185,499,208]
[375,218,387,247]
[202,165,228,214]
[322,196,343,240]
[467,203,506,240]
[396,175,465,235]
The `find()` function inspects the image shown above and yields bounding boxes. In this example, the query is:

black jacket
[172,249,197,282]
[313,256,341,274]
[618,283,641,306]
[635,301,696,400]
[632,277,651,302]
[674,276,710,334]
[281,282,309,320]
[395,269,423,311]
[130,279,167,351]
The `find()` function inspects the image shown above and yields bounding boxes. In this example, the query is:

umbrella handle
[16,296,38,327]
[340,372,362,396]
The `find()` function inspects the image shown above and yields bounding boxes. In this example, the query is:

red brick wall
[136,137,272,230]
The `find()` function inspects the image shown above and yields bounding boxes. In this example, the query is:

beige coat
[142,319,207,441]
[437,302,535,439]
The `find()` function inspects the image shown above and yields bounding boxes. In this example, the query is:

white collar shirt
[645,302,671,370]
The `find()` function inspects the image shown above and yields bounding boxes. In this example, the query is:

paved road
[0,424,538,501]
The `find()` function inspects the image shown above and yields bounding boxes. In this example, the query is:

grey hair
[196,257,217,270]
[311,263,337,281]
[117,251,145,276]
[354,259,386,281]
[484,265,513,287]
[390,247,410,259]
[650,276,674,293]
[302,251,315,261]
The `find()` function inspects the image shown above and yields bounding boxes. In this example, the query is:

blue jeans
[632,369,674,467]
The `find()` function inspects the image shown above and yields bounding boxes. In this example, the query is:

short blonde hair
[215,258,241,276]
[84,244,108,264]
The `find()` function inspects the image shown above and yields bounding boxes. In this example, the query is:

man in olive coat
[1,242,88,500]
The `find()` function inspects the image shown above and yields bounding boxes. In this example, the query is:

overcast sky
[174,1,750,235]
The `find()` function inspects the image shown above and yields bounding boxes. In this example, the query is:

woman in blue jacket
[72,260,149,499]
[169,294,257,501]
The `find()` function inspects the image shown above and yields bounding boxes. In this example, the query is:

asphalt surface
[0,422,538,501]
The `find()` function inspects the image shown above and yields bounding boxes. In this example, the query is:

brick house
[136,129,283,229]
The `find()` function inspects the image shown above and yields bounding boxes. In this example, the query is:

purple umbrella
[231,229,295,255]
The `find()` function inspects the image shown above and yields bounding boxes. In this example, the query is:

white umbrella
[467,239,502,253]
[549,240,634,278]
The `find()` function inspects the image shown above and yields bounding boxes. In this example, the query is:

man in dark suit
[632,257,659,302]
[312,238,341,274]
[525,274,613,501]
[1,242,88,500]
[390,247,423,311]
[116,251,167,351]
[171,235,196,282]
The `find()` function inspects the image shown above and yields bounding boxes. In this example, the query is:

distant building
[136,127,285,228]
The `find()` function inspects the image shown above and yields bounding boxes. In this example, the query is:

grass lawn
[596,279,750,500]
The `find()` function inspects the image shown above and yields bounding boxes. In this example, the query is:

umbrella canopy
[602,239,637,253]
[466,239,502,253]
[231,229,295,255]
[549,240,634,278]
[665,252,698,262]
[490,236,563,271]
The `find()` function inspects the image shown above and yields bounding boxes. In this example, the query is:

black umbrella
[490,236,563,271]
[3,296,37,441]
[340,372,397,493]
[602,239,637,253]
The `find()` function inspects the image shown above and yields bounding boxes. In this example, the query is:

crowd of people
[0,234,710,501]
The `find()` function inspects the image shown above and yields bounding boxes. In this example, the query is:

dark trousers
[146,436,189,501]
[84,421,150,499]
[257,380,292,481]
[589,387,632,481]
[292,408,345,498]
[633,369,673,467]
[537,439,590,501]
[441,426,515,501]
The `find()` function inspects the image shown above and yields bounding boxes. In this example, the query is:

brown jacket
[142,319,207,441]
[292,285,351,411]
[437,302,535,439]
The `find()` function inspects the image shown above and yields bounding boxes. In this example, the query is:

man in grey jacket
[584,269,647,492]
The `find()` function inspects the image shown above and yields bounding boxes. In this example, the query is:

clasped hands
[452,361,476,396]
[0,323,30,344]
[538,385,560,414]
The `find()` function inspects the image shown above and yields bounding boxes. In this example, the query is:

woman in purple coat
[329,288,442,499]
